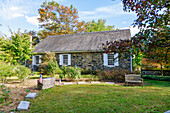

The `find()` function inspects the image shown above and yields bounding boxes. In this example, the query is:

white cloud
[9,6,19,11]
[79,3,135,20]
[25,16,40,26]
[121,26,140,36]
[122,21,127,24]
[12,14,24,18]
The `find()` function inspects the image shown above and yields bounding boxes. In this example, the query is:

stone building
[32,29,132,71]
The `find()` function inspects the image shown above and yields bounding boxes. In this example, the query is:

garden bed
[0,79,40,112]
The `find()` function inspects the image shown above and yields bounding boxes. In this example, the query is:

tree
[38,1,86,39]
[85,19,115,32]
[0,29,32,65]
[104,0,169,74]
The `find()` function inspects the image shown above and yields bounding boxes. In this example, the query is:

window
[35,56,39,64]
[32,55,41,65]
[59,54,71,66]
[103,53,119,67]
[63,55,68,65]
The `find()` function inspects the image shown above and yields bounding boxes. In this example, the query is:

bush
[46,60,61,76]
[81,68,98,75]
[0,62,15,84]
[59,66,81,80]
[67,67,81,79]
[0,84,10,103]
[58,66,68,80]
[142,75,170,81]
[15,65,31,82]
[97,69,130,82]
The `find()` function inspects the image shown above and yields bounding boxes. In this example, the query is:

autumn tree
[0,29,32,65]
[85,19,115,32]
[104,0,169,73]
[38,1,86,39]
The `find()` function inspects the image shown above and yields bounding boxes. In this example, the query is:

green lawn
[27,80,170,113]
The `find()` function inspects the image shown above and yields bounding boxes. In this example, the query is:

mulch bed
[0,79,40,112]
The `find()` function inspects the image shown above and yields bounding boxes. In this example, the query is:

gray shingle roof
[33,29,131,53]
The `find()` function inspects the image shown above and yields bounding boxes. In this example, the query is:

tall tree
[38,1,86,39]
[104,0,169,72]
[0,29,32,65]
[85,19,115,32]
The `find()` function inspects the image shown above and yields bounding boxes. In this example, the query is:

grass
[26,80,170,113]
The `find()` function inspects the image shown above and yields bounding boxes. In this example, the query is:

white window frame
[59,54,71,66]
[103,53,119,67]
[32,55,42,66]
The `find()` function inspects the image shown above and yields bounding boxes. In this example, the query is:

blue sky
[0,0,139,37]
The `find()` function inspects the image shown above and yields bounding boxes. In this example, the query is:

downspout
[130,53,133,73]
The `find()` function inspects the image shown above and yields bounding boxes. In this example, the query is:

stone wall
[55,52,131,71]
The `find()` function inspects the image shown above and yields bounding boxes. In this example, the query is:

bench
[37,77,54,90]
[125,74,143,86]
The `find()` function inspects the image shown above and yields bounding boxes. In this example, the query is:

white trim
[130,53,133,73]
[103,53,108,66]
[103,53,119,67]
[59,54,71,66]
[59,54,63,65]
[68,54,71,65]
[32,55,41,66]
[114,53,119,66]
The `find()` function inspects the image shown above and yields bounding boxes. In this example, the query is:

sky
[0,0,139,37]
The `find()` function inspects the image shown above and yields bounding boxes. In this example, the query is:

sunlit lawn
[26,80,170,113]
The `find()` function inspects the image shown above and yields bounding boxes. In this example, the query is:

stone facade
[55,52,131,71]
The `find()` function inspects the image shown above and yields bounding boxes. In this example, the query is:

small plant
[15,65,31,82]
[67,67,81,79]
[0,61,15,84]
[58,66,68,80]
[46,60,61,76]
[0,84,10,103]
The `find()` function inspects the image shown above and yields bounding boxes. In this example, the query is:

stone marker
[77,81,86,84]
[90,81,100,84]
[25,93,36,99]
[62,82,74,85]
[164,110,170,113]
[105,82,115,84]
[17,101,30,110]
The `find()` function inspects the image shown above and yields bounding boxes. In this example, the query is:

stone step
[17,101,30,110]
[62,82,74,85]
[90,81,100,84]
[25,93,36,99]
[105,82,115,84]
[77,81,86,84]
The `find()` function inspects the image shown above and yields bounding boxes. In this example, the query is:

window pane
[108,54,114,65]
[108,54,114,59]
[63,55,68,65]
[108,59,114,65]
[35,56,39,64]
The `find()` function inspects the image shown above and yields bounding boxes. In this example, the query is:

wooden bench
[125,74,143,86]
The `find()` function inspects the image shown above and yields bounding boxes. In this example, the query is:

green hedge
[142,75,170,81]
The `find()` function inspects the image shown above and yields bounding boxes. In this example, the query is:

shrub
[0,62,15,84]
[142,75,170,81]
[46,60,61,76]
[15,65,31,82]
[97,69,130,82]
[0,84,10,103]
[39,52,56,75]
[67,67,81,79]
[81,68,98,75]
[58,66,68,80]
